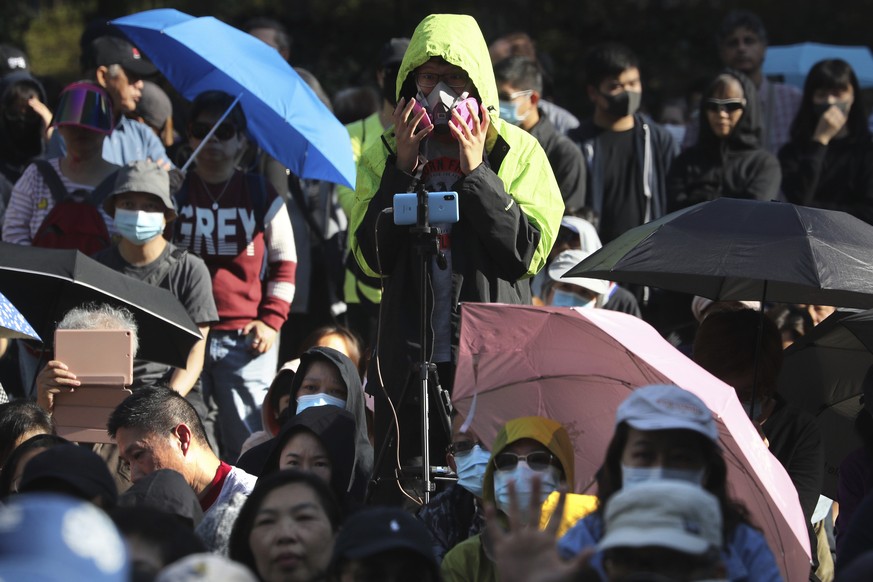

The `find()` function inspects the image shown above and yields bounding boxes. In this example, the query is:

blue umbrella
[0,290,40,341]
[764,42,873,88]
[112,9,356,189]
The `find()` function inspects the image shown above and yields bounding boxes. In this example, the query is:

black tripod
[369,187,454,504]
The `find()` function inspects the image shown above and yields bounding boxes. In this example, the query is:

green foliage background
[3,0,870,118]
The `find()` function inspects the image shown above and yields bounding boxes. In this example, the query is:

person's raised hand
[813,104,849,146]
[393,97,432,174]
[450,100,488,176]
[27,96,53,131]
[36,360,80,414]
[486,476,593,582]
[243,320,278,354]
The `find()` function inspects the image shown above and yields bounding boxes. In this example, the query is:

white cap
[156,554,258,582]
[616,384,718,443]
[690,296,761,322]
[598,480,722,554]
[560,216,602,253]
[548,249,610,296]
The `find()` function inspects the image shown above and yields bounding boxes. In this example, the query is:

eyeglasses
[190,121,237,141]
[447,440,480,455]
[498,89,533,102]
[415,71,470,90]
[493,451,561,472]
[704,98,745,113]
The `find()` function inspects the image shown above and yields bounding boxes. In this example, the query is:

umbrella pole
[180,93,243,173]
[749,280,768,420]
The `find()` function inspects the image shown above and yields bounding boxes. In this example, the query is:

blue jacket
[557,512,782,582]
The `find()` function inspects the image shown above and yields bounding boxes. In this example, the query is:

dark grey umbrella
[0,242,201,368]
[566,198,873,308]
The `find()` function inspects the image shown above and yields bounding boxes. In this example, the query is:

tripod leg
[430,365,453,439]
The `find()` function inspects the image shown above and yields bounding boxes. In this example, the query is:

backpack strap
[89,170,118,207]
[141,246,188,287]
[32,159,69,203]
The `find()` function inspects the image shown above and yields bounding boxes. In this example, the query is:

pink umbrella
[453,303,810,581]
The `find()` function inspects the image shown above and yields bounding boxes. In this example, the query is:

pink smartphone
[410,99,433,130]
[53,329,134,444]
[449,97,479,134]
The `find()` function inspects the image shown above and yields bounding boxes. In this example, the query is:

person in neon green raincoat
[349,14,563,499]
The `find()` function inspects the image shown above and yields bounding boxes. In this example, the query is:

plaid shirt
[682,78,802,155]
[416,483,485,563]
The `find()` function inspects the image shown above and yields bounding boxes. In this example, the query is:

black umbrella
[778,310,873,498]
[566,198,873,309]
[0,242,201,368]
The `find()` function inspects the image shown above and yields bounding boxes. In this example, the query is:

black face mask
[0,113,43,160]
[601,90,642,118]
[813,101,851,119]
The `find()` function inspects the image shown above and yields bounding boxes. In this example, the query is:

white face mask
[621,464,706,488]
[295,393,346,415]
[114,208,165,245]
[454,444,491,498]
[493,461,561,518]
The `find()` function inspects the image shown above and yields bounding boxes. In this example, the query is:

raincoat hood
[290,346,373,477]
[698,68,763,152]
[395,14,498,123]
[263,405,357,503]
[482,416,576,506]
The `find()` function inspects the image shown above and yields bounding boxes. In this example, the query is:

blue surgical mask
[493,461,561,518]
[295,393,347,415]
[114,208,165,245]
[454,444,490,498]
[550,289,596,308]
[621,464,706,488]
[499,100,528,126]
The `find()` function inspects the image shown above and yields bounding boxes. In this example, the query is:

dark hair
[596,422,747,539]
[242,17,292,54]
[584,43,639,89]
[188,90,247,134]
[766,303,810,344]
[333,86,380,125]
[693,309,783,396]
[228,470,342,573]
[0,433,69,498]
[107,385,210,448]
[298,325,364,372]
[717,10,768,45]
[494,56,543,94]
[790,59,870,143]
[0,400,55,466]
[110,506,206,578]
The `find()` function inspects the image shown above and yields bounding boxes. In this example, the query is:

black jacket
[529,113,586,212]
[667,69,781,212]
[779,136,873,225]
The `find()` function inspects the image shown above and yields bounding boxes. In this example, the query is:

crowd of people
[0,5,872,581]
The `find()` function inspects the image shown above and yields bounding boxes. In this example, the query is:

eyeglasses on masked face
[415,71,469,90]
[189,121,237,141]
[447,439,481,456]
[493,451,561,472]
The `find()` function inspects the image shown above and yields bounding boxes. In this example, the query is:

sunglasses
[447,440,481,455]
[493,451,561,472]
[415,71,470,90]
[190,121,237,141]
[704,98,745,113]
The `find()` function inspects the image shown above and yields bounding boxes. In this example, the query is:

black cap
[379,38,410,69]
[19,444,118,506]
[331,507,437,570]
[84,36,157,77]
[0,44,28,75]
[118,469,203,528]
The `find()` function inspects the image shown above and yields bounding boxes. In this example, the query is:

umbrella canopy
[0,290,40,341]
[0,242,200,368]
[778,310,873,498]
[566,198,873,309]
[112,9,356,189]
[764,43,873,89]
[453,303,810,581]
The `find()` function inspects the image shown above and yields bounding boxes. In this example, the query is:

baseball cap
[85,36,157,77]
[136,80,173,131]
[0,493,129,581]
[690,296,761,322]
[559,216,602,253]
[155,553,257,582]
[105,160,176,220]
[549,249,609,296]
[52,82,114,135]
[616,384,719,443]
[118,469,203,528]
[379,38,410,69]
[331,507,437,571]
[0,44,28,75]
[598,480,722,554]
[19,444,118,506]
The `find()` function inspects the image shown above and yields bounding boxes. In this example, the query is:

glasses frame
[190,121,237,141]
[447,439,481,456]
[415,71,470,90]
[704,98,746,114]
[493,451,560,472]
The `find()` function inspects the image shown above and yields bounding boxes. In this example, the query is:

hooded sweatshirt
[349,14,563,397]
[441,416,575,582]
[667,69,781,212]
